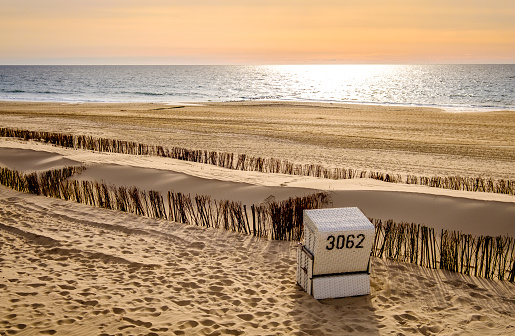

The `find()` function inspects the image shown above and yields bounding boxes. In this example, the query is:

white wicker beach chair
[297,207,374,299]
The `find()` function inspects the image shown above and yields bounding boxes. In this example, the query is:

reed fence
[1,165,514,282]
[2,127,513,195]
[0,166,327,241]
[370,219,515,282]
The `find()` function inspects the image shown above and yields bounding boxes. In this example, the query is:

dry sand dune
[1,186,514,336]
[0,147,81,173]
[1,141,514,237]
[72,163,515,237]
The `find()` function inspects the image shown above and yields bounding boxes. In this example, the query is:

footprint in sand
[121,316,152,328]
[92,309,110,316]
[199,319,218,327]
[173,300,192,307]
[56,318,76,325]
[209,285,224,292]
[418,325,443,334]
[58,284,76,290]
[237,314,254,322]
[15,323,27,330]
[76,299,99,307]
[397,312,419,321]
[112,307,125,314]
[15,291,38,297]
[178,320,199,329]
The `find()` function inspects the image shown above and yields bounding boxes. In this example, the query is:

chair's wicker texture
[303,207,374,275]
[312,273,371,300]
[297,207,374,299]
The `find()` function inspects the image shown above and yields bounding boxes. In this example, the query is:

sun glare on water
[261,65,404,103]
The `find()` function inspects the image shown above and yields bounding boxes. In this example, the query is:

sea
[0,64,514,112]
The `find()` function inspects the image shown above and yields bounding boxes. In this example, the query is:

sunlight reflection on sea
[0,64,513,111]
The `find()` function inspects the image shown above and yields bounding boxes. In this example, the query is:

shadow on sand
[288,285,380,335]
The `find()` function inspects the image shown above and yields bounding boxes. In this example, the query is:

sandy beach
[1,101,514,335]
[1,101,514,180]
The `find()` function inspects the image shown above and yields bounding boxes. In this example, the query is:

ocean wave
[122,91,166,96]
[1,89,25,93]
[38,90,65,94]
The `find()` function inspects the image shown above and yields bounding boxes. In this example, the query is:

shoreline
[1,98,514,114]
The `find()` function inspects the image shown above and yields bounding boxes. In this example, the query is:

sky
[1,0,514,64]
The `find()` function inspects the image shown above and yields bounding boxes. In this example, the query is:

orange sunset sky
[1,0,514,64]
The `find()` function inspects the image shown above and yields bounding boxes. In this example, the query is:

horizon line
[2,62,515,66]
